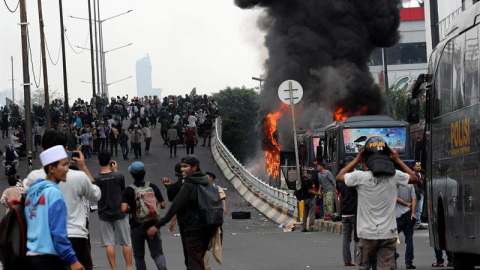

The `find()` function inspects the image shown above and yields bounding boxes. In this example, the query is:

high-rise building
[136,55,153,97]
[369,7,428,89]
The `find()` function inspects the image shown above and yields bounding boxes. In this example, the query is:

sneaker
[406,265,416,269]
[301,228,308,232]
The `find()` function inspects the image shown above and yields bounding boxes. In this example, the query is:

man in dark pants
[338,181,359,267]
[121,161,167,270]
[301,174,320,232]
[148,155,216,270]
[396,183,417,269]
[163,163,190,269]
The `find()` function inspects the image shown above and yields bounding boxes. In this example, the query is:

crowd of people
[0,93,226,270]
[0,92,450,270]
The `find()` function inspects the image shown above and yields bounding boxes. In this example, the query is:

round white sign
[278,80,304,105]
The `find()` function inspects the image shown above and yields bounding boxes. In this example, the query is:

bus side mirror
[407,98,420,124]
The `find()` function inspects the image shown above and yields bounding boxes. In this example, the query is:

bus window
[464,26,479,106]
[333,135,337,160]
[452,34,465,111]
[435,40,454,117]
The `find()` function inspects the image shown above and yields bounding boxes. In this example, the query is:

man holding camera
[94,150,133,270]
[24,131,101,270]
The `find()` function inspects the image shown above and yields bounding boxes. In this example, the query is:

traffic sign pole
[288,81,301,189]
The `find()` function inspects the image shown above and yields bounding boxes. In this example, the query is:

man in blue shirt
[25,145,83,270]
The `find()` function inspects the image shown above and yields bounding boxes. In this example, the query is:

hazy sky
[1,0,266,103]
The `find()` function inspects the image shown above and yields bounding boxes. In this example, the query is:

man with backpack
[121,161,167,270]
[25,145,84,270]
[24,131,101,270]
[147,155,221,270]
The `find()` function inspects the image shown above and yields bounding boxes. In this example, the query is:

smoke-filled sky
[0,0,266,103]
[235,0,402,149]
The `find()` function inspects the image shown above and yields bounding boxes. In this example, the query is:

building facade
[369,7,428,90]
[136,55,153,97]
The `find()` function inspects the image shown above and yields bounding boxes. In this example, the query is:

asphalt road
[0,126,474,269]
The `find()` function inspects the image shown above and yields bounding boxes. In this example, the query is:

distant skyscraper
[136,55,153,97]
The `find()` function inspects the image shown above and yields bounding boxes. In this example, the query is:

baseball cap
[181,155,200,167]
[205,171,216,179]
[363,136,395,177]
[128,161,145,174]
[174,163,182,176]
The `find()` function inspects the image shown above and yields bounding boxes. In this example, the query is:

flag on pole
[6,97,13,106]
[189,87,196,98]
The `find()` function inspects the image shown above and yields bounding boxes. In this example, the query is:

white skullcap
[40,145,67,166]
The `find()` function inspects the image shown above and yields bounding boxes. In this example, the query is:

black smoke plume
[236,0,401,150]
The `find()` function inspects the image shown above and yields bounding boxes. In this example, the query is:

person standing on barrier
[336,137,417,270]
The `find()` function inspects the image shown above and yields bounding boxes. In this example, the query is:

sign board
[278,80,303,105]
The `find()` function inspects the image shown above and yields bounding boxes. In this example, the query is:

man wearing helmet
[336,136,418,270]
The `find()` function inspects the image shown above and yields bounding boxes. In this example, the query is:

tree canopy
[212,86,260,163]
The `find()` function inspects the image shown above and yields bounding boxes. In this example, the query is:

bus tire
[453,253,475,270]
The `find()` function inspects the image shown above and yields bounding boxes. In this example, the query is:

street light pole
[59,0,69,132]
[70,9,132,98]
[87,0,96,98]
[93,0,101,95]
[252,77,264,91]
[11,56,14,103]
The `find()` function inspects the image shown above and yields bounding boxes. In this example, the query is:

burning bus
[322,115,415,177]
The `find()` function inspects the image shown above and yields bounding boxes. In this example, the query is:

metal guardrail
[213,117,297,209]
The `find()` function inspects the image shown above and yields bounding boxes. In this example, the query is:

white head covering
[40,145,67,166]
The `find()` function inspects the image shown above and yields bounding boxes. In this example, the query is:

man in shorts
[336,137,417,270]
[94,150,133,270]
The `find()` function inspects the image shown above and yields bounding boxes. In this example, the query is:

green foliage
[389,88,426,121]
[212,86,260,162]
[390,89,408,121]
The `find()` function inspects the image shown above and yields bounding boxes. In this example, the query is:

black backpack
[294,176,310,201]
[197,184,224,227]
[0,197,29,270]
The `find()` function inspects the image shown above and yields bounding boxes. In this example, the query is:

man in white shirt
[336,136,417,270]
[24,131,102,270]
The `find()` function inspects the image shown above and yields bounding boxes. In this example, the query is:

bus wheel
[453,253,475,270]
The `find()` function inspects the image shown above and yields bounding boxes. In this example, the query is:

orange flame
[263,110,283,179]
[334,106,368,122]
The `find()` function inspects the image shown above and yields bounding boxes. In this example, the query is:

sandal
[431,262,444,267]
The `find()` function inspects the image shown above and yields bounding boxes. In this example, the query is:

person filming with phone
[24,131,101,270]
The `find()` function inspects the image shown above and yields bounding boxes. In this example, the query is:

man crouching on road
[336,137,417,270]
[147,155,216,270]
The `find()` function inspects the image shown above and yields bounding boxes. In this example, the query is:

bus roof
[325,115,408,130]
[445,3,480,38]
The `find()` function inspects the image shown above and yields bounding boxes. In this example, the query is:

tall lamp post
[252,77,264,91]
[70,9,132,97]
